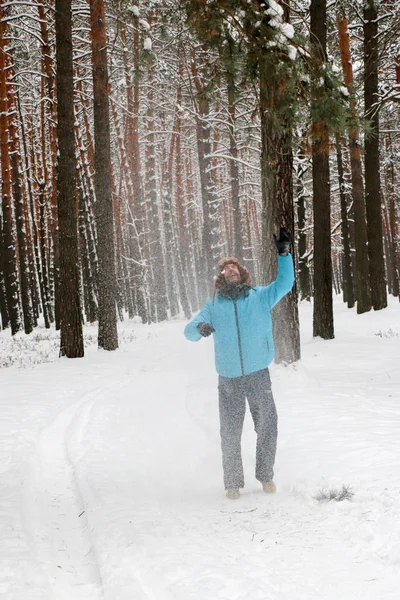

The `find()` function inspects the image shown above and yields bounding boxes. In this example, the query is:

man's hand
[197,322,215,337]
[273,228,291,255]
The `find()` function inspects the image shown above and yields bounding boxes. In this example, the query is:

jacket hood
[214,257,252,291]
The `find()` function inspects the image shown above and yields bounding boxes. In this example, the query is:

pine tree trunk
[39,74,55,325]
[38,183,52,328]
[272,134,300,364]
[335,137,355,308]
[144,54,168,322]
[109,96,135,317]
[191,51,221,294]
[173,85,192,319]
[77,180,98,322]
[0,218,10,329]
[89,0,118,350]
[310,0,334,339]
[55,0,84,357]
[297,187,311,301]
[184,150,201,311]
[0,8,21,335]
[38,2,60,329]
[7,68,34,334]
[382,200,392,294]
[259,57,277,286]
[226,50,243,263]
[363,0,387,310]
[16,90,39,325]
[384,135,399,297]
[27,112,51,328]
[337,7,371,313]
[259,3,300,363]
[120,24,148,323]
[296,137,311,300]
[161,136,179,316]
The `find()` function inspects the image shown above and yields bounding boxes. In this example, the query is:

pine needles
[315,485,354,503]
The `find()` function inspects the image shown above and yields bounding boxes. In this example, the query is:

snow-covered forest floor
[1,297,400,600]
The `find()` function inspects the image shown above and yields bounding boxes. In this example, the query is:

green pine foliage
[182,0,352,143]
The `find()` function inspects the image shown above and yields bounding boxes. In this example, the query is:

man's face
[223,263,241,285]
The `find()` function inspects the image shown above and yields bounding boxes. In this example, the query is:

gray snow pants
[218,368,277,489]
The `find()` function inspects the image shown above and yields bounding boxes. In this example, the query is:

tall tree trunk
[310,0,334,339]
[55,0,84,357]
[226,43,243,263]
[7,61,34,333]
[161,130,179,316]
[273,132,300,363]
[184,150,201,312]
[296,140,311,301]
[110,94,135,317]
[259,2,300,363]
[0,5,21,335]
[144,51,168,322]
[385,135,399,297]
[38,1,60,328]
[89,0,118,350]
[363,0,387,310]
[16,90,39,325]
[28,115,51,328]
[120,23,148,323]
[0,217,10,329]
[335,136,355,308]
[191,51,221,295]
[259,58,276,286]
[337,6,371,313]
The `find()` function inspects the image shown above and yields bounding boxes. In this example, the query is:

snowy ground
[1,297,400,600]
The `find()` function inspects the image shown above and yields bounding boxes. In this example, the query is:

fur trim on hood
[214,257,252,291]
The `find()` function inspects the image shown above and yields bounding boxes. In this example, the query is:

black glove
[197,322,215,337]
[273,228,291,255]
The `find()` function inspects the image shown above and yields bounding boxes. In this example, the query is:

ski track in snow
[20,388,105,600]
[1,301,400,599]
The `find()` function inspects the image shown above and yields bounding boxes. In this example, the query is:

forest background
[0,0,399,361]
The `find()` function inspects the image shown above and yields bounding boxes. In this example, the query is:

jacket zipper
[233,299,245,376]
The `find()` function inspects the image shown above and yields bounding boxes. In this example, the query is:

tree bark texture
[296,139,311,301]
[226,50,243,264]
[335,137,355,308]
[259,33,300,360]
[191,51,221,296]
[0,5,21,335]
[89,0,119,350]
[363,0,387,310]
[120,24,148,323]
[55,0,84,357]
[310,0,334,339]
[337,7,371,313]
[145,55,169,322]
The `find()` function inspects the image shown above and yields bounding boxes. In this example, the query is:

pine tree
[89,0,118,350]
[310,0,334,339]
[363,0,387,310]
[55,0,84,357]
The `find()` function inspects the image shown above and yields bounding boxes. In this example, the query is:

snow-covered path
[1,300,400,599]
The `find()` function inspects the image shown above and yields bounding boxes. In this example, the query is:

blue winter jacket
[184,254,294,378]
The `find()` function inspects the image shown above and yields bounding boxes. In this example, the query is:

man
[184,229,294,500]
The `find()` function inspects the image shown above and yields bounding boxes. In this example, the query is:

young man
[184,229,294,499]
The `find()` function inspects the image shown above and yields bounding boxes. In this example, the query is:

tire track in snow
[21,388,107,600]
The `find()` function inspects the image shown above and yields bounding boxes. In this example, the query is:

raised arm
[260,253,295,309]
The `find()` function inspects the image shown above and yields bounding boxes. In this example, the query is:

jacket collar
[217,283,252,301]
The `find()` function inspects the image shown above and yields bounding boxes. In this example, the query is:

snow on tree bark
[55,0,84,357]
[89,0,119,350]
